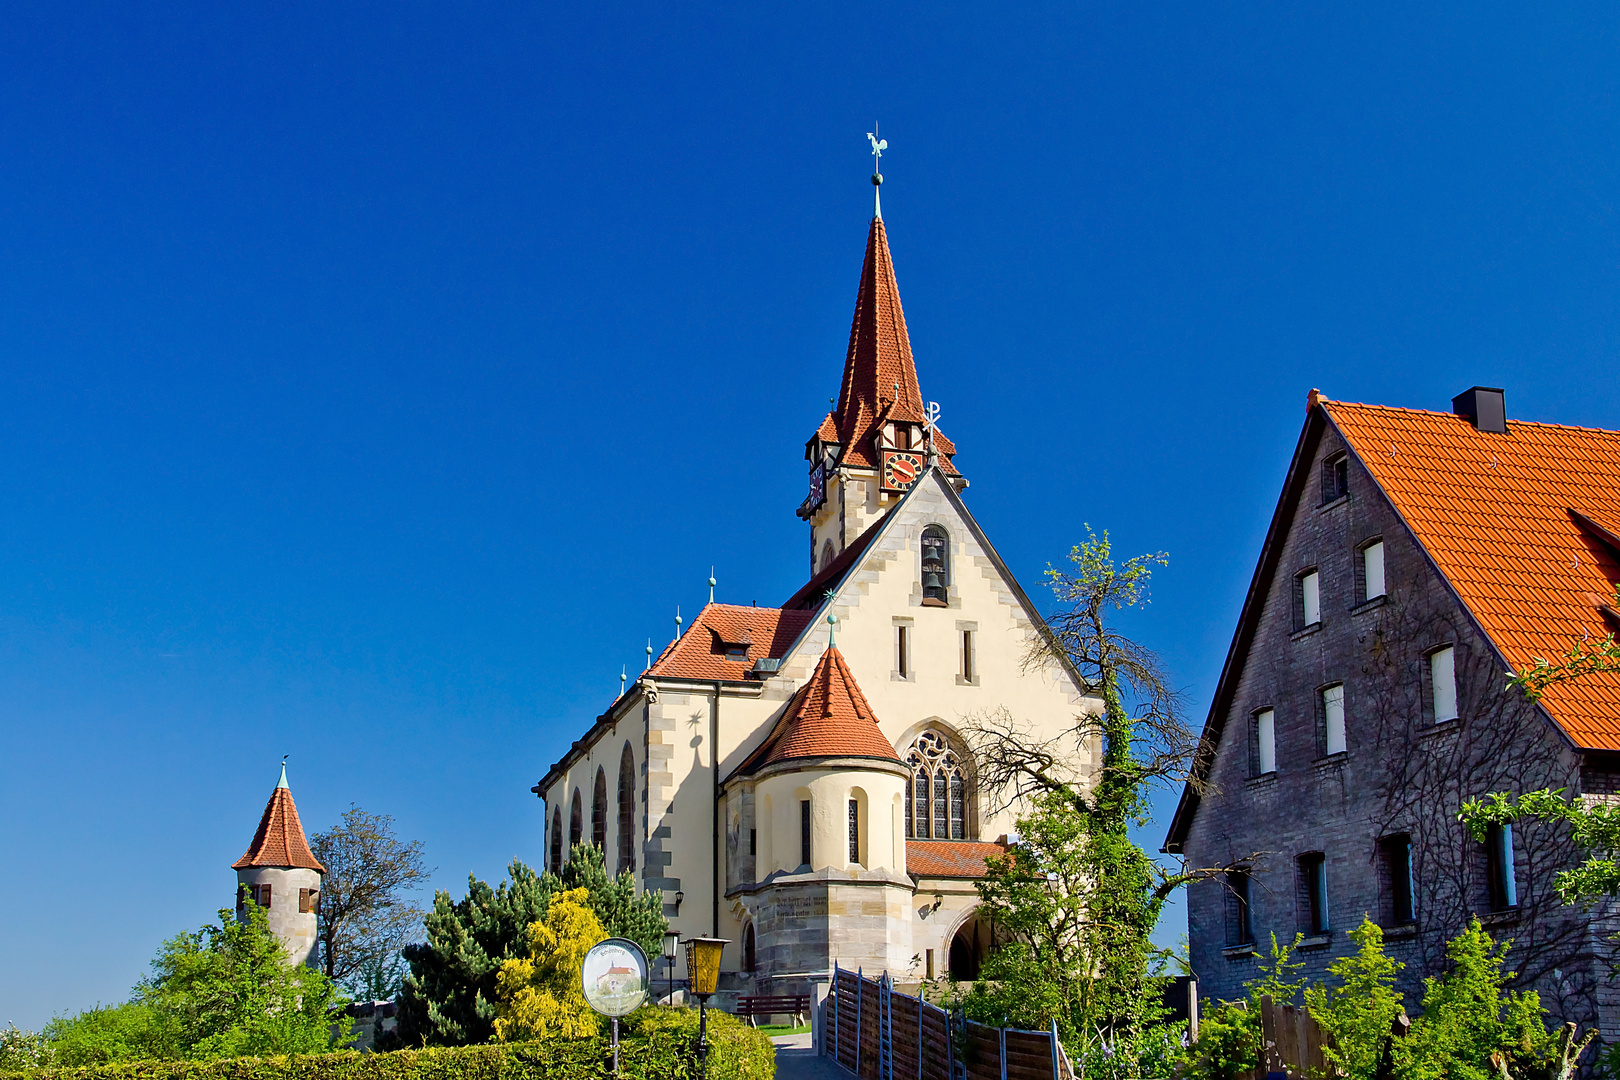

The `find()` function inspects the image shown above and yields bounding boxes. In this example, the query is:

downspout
[713,680,722,938]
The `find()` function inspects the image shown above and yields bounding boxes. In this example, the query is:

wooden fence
[824,966,1072,1080]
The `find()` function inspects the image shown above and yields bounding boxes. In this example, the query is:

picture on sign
[581,937,649,1018]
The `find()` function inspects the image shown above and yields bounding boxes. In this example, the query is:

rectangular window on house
[1254,709,1277,776]
[925,949,935,980]
[896,624,910,678]
[1297,853,1328,936]
[1299,570,1321,628]
[1322,684,1346,756]
[1379,835,1414,927]
[257,883,273,910]
[1486,823,1518,912]
[848,799,860,864]
[1224,868,1254,946]
[961,630,975,682]
[1322,455,1349,503]
[1430,646,1458,723]
[800,800,812,867]
[1362,541,1386,600]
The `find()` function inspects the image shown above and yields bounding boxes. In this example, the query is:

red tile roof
[233,780,325,872]
[1324,399,1620,749]
[646,604,816,682]
[735,646,902,774]
[813,217,959,475]
[906,840,1007,879]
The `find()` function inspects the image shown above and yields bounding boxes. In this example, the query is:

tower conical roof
[749,646,901,768]
[813,217,958,472]
[232,769,325,872]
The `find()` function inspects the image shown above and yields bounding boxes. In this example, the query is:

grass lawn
[755,1023,811,1035]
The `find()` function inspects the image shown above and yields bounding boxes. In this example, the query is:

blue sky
[3,2,1620,1028]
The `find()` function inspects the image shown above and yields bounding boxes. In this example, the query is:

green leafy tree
[41,895,345,1064]
[1396,919,1568,1080]
[1460,788,1620,906]
[1304,919,1406,1080]
[309,806,431,996]
[392,848,666,1047]
[964,529,1244,1075]
[0,1024,56,1071]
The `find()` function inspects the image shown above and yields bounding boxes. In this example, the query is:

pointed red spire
[812,218,958,473]
[761,646,901,765]
[232,769,325,872]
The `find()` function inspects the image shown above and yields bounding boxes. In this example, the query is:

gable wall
[1180,421,1604,1031]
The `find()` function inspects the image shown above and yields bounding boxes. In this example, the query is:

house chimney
[1451,387,1507,434]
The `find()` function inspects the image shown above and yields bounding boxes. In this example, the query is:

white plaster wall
[236,866,322,968]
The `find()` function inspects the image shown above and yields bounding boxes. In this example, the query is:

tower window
[1429,646,1458,724]
[1252,708,1276,776]
[1485,823,1518,912]
[1224,868,1253,946]
[1361,540,1386,601]
[1321,684,1346,756]
[1379,834,1414,927]
[1297,853,1328,935]
[895,623,910,678]
[1322,454,1350,503]
[749,828,757,857]
[800,800,812,867]
[848,799,861,864]
[299,888,319,914]
[905,731,968,839]
[960,630,975,682]
[1297,569,1321,629]
[921,527,949,606]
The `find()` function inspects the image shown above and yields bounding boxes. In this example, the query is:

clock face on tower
[807,462,826,511]
[881,450,924,492]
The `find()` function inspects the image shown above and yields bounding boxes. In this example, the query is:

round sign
[580,937,649,1018]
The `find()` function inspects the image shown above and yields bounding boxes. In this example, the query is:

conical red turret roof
[815,218,957,472]
[232,767,326,873]
[736,647,902,773]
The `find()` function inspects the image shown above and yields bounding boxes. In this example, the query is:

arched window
[904,731,968,840]
[617,744,636,875]
[820,539,836,571]
[569,789,583,854]
[550,807,563,872]
[592,768,608,851]
[921,526,949,605]
[743,923,757,973]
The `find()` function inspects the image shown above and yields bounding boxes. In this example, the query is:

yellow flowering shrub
[493,888,604,1041]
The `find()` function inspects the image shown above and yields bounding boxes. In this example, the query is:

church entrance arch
[946,908,994,981]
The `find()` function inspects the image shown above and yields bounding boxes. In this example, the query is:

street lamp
[683,937,729,1080]
[662,930,681,1005]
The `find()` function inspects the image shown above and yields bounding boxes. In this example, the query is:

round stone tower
[232,763,326,968]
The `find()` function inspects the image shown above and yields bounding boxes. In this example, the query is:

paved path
[773,1033,848,1080]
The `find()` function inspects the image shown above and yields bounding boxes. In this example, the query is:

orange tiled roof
[645,604,816,682]
[735,646,902,773]
[812,217,958,475]
[1324,399,1620,749]
[233,779,325,872]
[906,840,1007,879]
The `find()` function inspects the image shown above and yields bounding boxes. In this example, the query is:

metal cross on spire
[923,400,941,461]
[866,128,887,219]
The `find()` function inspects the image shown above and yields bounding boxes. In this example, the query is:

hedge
[1,1008,773,1080]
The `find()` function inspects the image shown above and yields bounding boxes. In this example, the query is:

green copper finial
[827,612,838,648]
[277,755,289,789]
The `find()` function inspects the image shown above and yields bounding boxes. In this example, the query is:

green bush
[1,1007,773,1080]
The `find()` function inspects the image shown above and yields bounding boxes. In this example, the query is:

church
[532,181,1100,998]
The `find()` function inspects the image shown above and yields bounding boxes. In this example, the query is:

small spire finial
[277,755,289,789]
[866,128,887,219]
[827,612,839,648]
[674,606,683,641]
[620,666,627,698]
[924,400,941,464]
[709,567,716,605]
[645,638,653,671]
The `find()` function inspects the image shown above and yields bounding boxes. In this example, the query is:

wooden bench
[734,994,811,1027]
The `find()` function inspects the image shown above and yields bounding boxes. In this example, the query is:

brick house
[1163,388,1620,1036]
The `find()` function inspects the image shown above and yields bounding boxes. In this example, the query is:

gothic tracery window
[904,731,968,840]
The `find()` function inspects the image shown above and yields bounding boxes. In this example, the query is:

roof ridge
[1325,398,1620,437]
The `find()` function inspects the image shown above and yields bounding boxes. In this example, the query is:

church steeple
[798,203,963,572]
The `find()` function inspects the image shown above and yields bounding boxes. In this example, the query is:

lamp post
[683,937,729,1080]
[662,930,681,1005]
